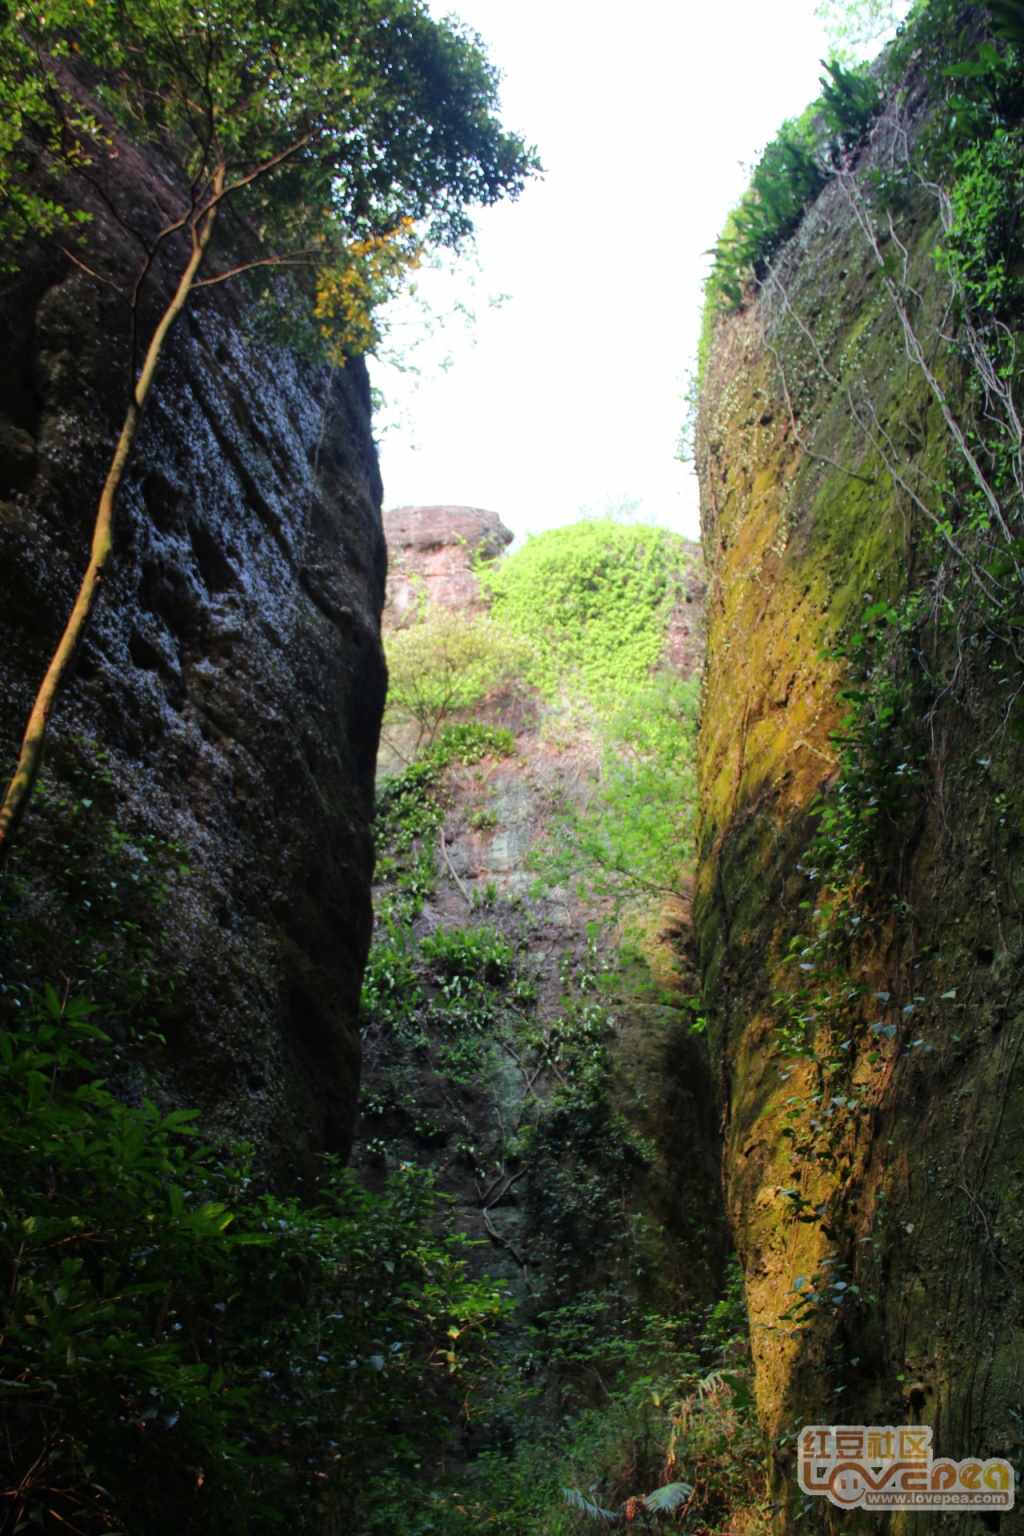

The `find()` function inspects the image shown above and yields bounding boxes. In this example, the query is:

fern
[562,1480,695,1522]
[563,1486,620,1522]
[989,0,1024,47]
[818,58,883,158]
[643,1481,695,1513]
[707,58,881,312]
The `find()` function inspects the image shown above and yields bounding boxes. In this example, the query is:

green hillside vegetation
[0,822,510,1534]
[17,0,1024,1523]
[364,536,764,1532]
[481,520,686,705]
[381,520,702,914]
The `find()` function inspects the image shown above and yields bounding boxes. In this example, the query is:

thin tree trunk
[0,176,222,867]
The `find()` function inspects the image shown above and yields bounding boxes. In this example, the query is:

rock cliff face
[0,194,386,1171]
[695,66,1024,1521]
[382,504,513,627]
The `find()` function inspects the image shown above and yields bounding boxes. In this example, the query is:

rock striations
[0,229,386,1175]
[695,43,1024,1521]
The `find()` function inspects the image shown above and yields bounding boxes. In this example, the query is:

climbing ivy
[481,521,690,707]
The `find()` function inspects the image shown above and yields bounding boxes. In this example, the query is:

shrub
[384,608,530,749]
[0,979,510,1533]
[482,521,690,706]
[705,60,882,314]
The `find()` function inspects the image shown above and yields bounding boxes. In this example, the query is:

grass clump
[421,923,516,984]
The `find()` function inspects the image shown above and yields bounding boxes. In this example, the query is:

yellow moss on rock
[695,115,1024,1536]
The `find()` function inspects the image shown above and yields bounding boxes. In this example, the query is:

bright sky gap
[369,0,872,543]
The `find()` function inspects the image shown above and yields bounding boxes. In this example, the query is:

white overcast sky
[370,0,847,544]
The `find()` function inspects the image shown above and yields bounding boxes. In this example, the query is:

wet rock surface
[0,207,386,1174]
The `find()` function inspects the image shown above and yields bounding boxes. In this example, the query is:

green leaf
[644,1481,694,1513]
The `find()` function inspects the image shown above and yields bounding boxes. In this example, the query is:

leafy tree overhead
[815,0,912,62]
[0,0,539,863]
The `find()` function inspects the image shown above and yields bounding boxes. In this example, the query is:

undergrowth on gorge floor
[0,780,511,1536]
[358,690,768,1533]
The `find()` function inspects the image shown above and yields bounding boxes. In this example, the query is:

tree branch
[0,168,225,865]
[193,250,321,287]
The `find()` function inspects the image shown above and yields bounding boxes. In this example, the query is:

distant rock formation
[382,504,513,626]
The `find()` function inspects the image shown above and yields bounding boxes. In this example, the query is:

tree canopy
[1,0,539,281]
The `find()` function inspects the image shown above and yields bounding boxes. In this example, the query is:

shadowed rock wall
[0,158,386,1173]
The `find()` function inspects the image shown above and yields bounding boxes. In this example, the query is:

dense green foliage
[0,820,510,1535]
[482,521,690,706]
[380,522,704,920]
[360,844,763,1533]
[534,675,700,907]
[705,60,881,313]
[482,522,703,914]
[0,0,538,268]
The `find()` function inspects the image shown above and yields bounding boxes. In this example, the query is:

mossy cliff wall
[0,132,386,1175]
[695,81,1024,1527]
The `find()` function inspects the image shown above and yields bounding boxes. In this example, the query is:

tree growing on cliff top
[0,0,538,864]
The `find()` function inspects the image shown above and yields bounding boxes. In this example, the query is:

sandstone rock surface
[695,67,1024,1509]
[382,504,513,626]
